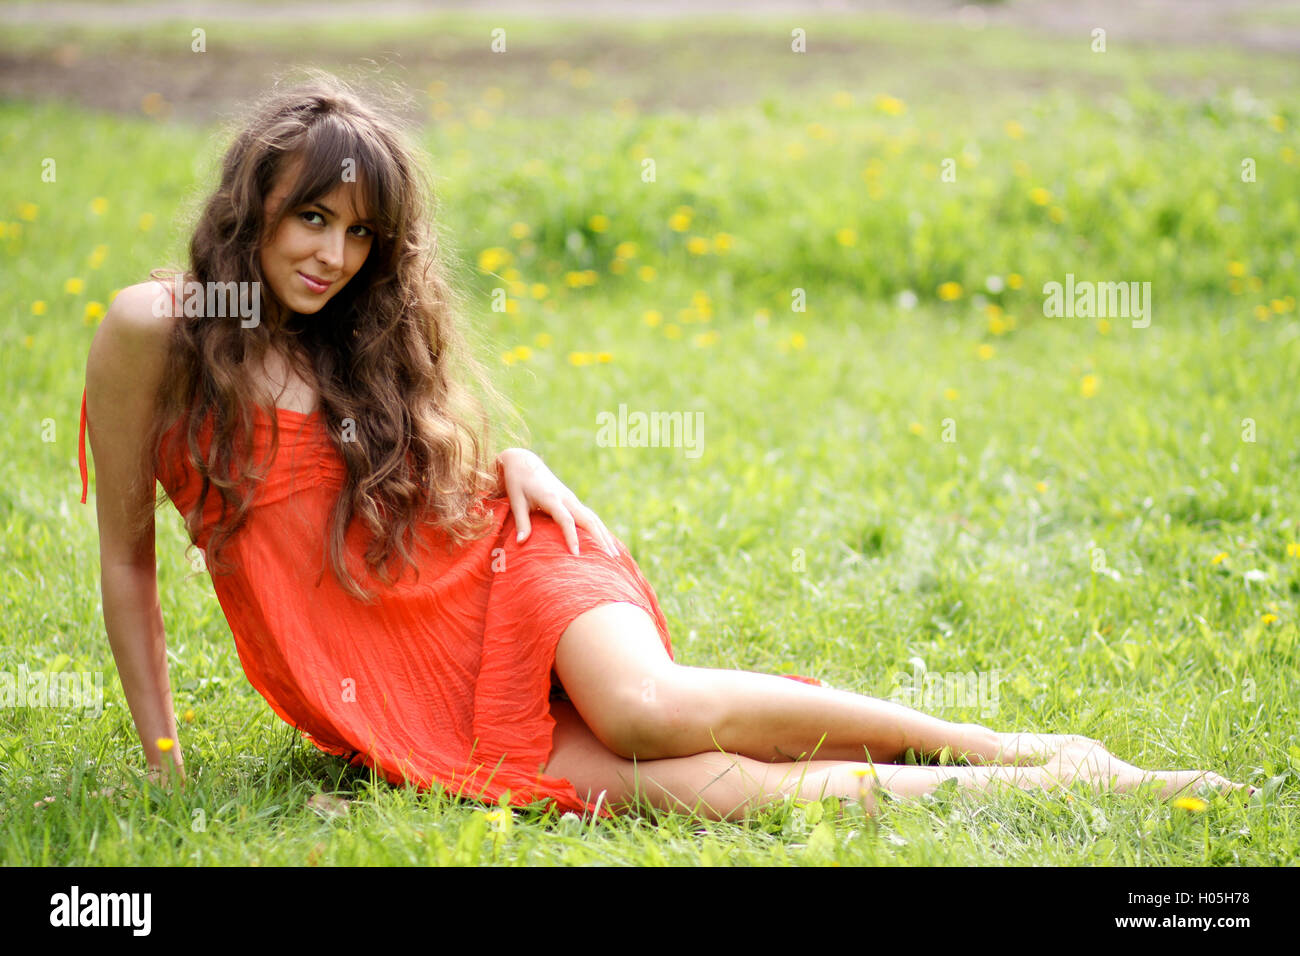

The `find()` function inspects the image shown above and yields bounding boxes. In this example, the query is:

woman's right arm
[85,280,185,780]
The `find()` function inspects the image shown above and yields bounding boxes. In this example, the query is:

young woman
[79,73,1249,822]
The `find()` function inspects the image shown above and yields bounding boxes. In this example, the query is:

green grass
[1,12,1298,865]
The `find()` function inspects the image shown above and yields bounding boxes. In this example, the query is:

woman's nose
[315,229,345,270]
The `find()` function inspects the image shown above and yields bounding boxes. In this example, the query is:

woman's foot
[1046,738,1251,798]
[965,731,1095,766]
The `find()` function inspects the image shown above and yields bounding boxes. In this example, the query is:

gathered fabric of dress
[78,383,677,814]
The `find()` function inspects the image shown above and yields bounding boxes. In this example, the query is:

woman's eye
[299,211,371,237]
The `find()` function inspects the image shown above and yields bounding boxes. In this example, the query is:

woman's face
[259,156,375,317]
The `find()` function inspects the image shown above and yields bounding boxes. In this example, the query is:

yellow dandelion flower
[1172,796,1208,812]
[477,247,511,273]
[1262,613,1278,625]
[1255,305,1272,321]
[84,302,105,323]
[508,221,531,240]
[580,269,598,286]
[564,271,585,288]
[138,212,155,231]
[989,315,1007,336]
[504,298,519,314]
[712,232,733,253]
[90,197,108,215]
[615,241,638,259]
[643,310,662,327]
[64,278,84,295]
[567,351,595,366]
[595,351,612,363]
[1283,146,1296,164]
[807,122,831,140]
[692,330,719,347]
[1098,319,1111,335]
[835,228,857,247]
[976,344,995,361]
[1227,261,1246,277]
[908,422,924,436]
[789,332,806,350]
[183,709,195,723]
[156,737,174,753]
[141,92,168,116]
[668,207,693,232]
[31,300,47,316]
[637,265,657,282]
[943,387,959,401]
[1035,481,1048,493]
[1080,374,1098,398]
[18,202,38,221]
[663,324,682,340]
[88,244,108,269]
[534,332,553,348]
[588,214,609,233]
[686,236,710,255]
[22,334,33,349]
[501,351,517,366]
[1029,187,1051,206]
[874,94,906,116]
[1271,299,1287,314]
[1211,552,1228,565]
[1007,273,1024,290]
[609,259,627,275]
[530,283,549,300]
[1268,114,1286,132]
[1248,276,1263,291]
[852,767,877,779]
[1004,120,1024,139]
[937,281,962,301]
[1286,542,1300,558]
[678,307,697,324]
[511,345,533,361]
[1048,206,1066,223]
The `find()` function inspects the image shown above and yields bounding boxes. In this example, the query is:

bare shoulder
[86,277,182,419]
[101,278,183,340]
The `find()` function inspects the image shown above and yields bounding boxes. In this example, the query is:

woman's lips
[298,272,332,294]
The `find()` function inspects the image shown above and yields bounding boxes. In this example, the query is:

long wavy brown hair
[133,70,524,603]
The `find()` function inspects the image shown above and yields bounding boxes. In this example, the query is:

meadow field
[1,3,1298,865]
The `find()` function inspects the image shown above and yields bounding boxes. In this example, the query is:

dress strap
[79,386,89,504]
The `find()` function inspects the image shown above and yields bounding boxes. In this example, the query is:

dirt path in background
[1,0,1296,123]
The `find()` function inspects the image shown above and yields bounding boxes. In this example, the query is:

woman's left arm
[496,448,619,557]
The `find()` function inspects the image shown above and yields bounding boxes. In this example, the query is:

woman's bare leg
[544,700,1247,823]
[554,602,1069,765]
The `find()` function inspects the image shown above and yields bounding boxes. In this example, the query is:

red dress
[78,385,676,814]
